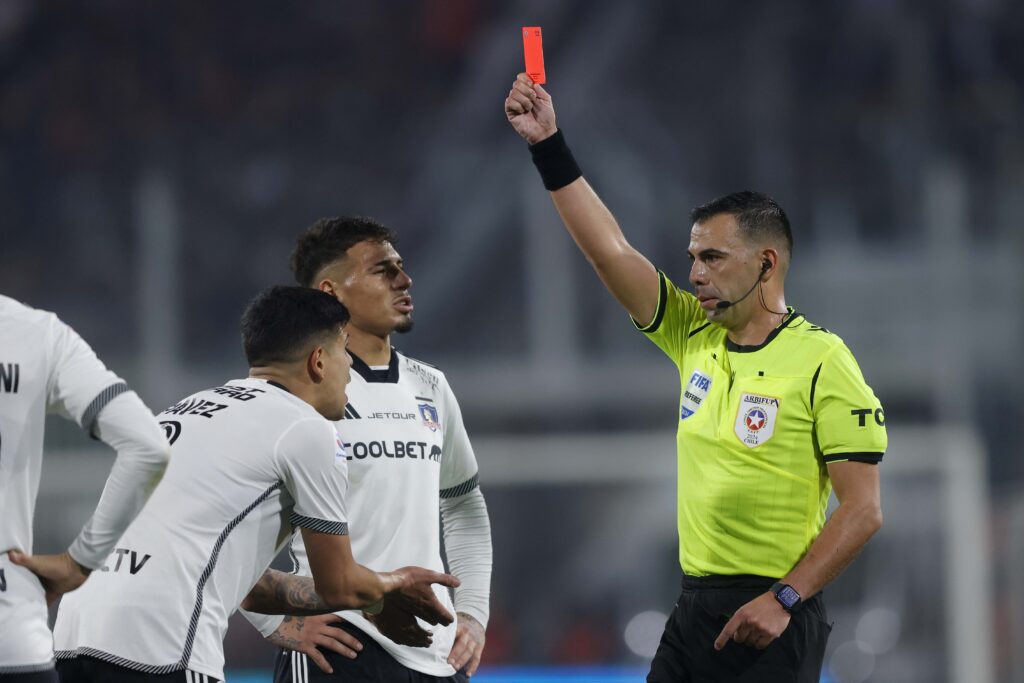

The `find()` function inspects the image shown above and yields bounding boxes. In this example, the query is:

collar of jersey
[725,308,803,353]
[264,379,291,394]
[349,348,400,383]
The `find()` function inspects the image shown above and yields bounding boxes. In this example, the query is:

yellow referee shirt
[636,272,887,578]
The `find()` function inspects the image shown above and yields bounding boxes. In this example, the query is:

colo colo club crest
[418,403,440,432]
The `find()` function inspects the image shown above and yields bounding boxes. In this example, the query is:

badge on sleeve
[680,369,712,420]
[734,393,780,447]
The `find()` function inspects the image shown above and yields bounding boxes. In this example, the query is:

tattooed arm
[267,615,306,650]
[240,565,459,621]
[240,569,336,615]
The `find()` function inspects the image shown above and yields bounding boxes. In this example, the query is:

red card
[522,26,546,84]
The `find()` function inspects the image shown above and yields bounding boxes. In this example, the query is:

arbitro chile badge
[734,393,780,447]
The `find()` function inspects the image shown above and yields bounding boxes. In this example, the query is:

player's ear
[317,279,337,298]
[306,346,327,384]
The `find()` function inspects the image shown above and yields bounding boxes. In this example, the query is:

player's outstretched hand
[448,612,486,677]
[713,591,792,651]
[505,72,557,145]
[266,614,362,674]
[367,600,435,648]
[7,549,90,605]
[388,566,460,626]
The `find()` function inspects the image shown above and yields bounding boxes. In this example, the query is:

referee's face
[688,213,759,324]
[325,240,414,339]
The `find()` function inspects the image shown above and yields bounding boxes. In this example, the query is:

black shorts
[56,656,220,683]
[273,621,468,683]
[0,667,59,683]
[647,574,832,683]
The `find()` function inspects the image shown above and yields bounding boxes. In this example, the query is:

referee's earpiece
[716,259,773,310]
[717,260,769,311]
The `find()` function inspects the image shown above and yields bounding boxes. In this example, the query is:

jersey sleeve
[438,376,480,498]
[813,343,888,464]
[67,392,170,569]
[275,418,350,535]
[46,315,129,435]
[632,271,706,363]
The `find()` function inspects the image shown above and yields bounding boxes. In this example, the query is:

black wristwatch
[771,582,802,613]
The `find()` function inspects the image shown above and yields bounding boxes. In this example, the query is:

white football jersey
[286,350,480,676]
[53,378,350,681]
[0,295,129,673]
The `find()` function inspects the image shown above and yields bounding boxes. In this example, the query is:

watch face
[778,585,800,607]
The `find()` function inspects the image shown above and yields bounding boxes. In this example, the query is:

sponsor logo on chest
[734,393,780,448]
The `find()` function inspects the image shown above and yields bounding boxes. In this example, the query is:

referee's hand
[505,73,557,145]
[713,592,791,651]
[6,549,91,606]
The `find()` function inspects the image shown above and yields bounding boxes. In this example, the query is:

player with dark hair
[505,75,886,682]
[288,217,399,310]
[242,220,492,682]
[51,286,458,683]
[1,295,171,683]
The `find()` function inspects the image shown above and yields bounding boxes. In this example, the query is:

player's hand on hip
[713,592,792,651]
[505,72,557,145]
[267,614,361,674]
[448,612,486,677]
[7,549,90,605]
[367,600,435,648]
[390,566,460,626]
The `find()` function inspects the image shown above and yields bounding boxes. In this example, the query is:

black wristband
[528,129,582,191]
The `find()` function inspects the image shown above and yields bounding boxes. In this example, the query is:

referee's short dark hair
[241,286,350,367]
[691,191,793,256]
[290,216,397,287]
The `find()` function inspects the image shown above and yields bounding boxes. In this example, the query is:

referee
[505,74,886,682]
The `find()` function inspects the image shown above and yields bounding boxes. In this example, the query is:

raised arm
[505,73,661,325]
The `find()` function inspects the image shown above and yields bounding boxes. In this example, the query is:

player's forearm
[242,567,390,615]
[441,488,493,627]
[241,569,337,615]
[68,393,170,569]
[783,498,883,599]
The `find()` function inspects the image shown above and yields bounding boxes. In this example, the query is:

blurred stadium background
[3,1,1022,681]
